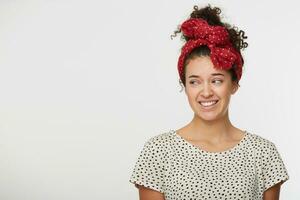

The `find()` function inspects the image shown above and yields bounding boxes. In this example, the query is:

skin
[137,56,281,199]
[177,56,242,145]
[263,182,282,200]
[138,185,165,200]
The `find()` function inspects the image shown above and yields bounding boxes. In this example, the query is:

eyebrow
[188,73,225,78]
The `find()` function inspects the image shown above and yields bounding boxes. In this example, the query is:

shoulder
[246,131,278,155]
[141,130,174,153]
[247,132,290,191]
[248,131,275,146]
[144,130,173,145]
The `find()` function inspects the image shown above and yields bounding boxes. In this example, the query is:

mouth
[198,100,219,108]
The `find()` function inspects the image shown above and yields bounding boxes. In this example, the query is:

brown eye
[189,80,199,85]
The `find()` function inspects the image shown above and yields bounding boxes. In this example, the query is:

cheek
[186,93,196,103]
[185,87,197,96]
[185,90,199,105]
[215,84,233,97]
[217,89,231,97]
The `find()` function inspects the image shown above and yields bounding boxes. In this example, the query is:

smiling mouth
[198,100,219,107]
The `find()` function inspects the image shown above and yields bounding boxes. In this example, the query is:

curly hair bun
[190,5,222,26]
[171,4,248,51]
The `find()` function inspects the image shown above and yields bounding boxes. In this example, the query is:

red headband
[177,18,243,83]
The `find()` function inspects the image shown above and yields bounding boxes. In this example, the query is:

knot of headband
[177,18,243,83]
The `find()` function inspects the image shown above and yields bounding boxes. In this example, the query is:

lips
[198,100,219,108]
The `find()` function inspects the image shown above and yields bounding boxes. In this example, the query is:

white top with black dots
[129,129,289,200]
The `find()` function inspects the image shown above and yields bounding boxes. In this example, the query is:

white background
[0,0,299,199]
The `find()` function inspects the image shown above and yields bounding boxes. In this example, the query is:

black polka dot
[129,130,289,199]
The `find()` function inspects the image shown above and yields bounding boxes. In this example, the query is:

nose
[201,82,213,97]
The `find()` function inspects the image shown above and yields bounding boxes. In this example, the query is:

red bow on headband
[177,18,243,83]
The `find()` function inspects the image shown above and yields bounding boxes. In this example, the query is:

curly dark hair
[171,4,248,90]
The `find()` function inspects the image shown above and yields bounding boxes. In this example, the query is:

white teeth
[199,100,218,107]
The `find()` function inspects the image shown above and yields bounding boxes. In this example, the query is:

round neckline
[170,129,249,155]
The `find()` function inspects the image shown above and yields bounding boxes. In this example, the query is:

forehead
[185,56,228,77]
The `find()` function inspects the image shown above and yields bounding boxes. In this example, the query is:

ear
[231,82,239,94]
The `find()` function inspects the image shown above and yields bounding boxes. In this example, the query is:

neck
[187,110,235,142]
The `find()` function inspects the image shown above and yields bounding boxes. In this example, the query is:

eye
[212,79,223,84]
[189,80,199,85]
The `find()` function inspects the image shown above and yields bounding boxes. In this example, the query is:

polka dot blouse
[129,129,289,199]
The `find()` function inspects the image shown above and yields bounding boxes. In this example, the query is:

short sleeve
[262,142,289,192]
[129,136,167,193]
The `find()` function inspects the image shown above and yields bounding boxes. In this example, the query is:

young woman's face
[184,56,238,121]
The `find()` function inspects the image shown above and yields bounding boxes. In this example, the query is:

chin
[198,114,220,122]
[194,108,224,121]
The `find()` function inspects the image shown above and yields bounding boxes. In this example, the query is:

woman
[129,4,289,200]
